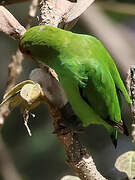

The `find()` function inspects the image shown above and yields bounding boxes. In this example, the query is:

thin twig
[0,135,22,180]
[81,4,135,75]
[0,50,23,128]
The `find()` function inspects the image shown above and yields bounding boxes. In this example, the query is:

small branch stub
[0,6,26,39]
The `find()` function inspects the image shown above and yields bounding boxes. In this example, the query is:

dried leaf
[0,80,44,136]
[0,6,26,39]
[115,151,135,179]
[20,83,43,104]
[4,80,34,99]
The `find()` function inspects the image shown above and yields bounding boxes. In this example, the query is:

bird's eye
[26,50,31,55]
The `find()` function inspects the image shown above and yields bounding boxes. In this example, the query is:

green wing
[87,35,132,105]
[77,35,131,137]
[79,62,121,124]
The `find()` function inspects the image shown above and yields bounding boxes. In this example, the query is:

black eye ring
[26,50,31,55]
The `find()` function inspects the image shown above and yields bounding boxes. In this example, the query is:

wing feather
[87,36,131,104]
[79,62,121,124]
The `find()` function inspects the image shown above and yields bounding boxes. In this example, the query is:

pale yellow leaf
[4,80,34,99]
[0,80,44,136]
[0,80,36,110]
[115,151,135,179]
[20,83,43,104]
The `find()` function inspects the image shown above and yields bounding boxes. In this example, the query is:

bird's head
[19,25,67,65]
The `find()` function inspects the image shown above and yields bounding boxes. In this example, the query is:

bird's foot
[52,103,85,135]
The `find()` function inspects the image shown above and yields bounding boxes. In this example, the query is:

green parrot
[19,25,132,147]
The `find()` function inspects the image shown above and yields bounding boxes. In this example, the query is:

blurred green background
[0,0,135,180]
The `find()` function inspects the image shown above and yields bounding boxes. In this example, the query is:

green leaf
[115,151,135,179]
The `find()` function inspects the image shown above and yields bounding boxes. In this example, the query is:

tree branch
[0,1,108,179]
[33,0,107,179]
[39,0,74,27]
[30,68,107,180]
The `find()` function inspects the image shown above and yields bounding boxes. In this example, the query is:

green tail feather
[110,129,118,148]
